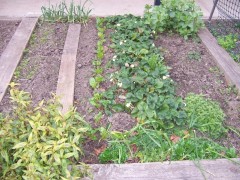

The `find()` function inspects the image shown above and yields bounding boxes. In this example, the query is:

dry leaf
[94,144,107,156]
[170,134,180,143]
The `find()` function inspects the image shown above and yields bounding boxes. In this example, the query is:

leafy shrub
[0,83,91,179]
[185,93,226,138]
[41,0,91,23]
[144,0,204,38]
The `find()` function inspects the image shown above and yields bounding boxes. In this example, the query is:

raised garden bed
[0,22,68,113]
[1,0,240,178]
[72,16,240,165]
[0,20,20,56]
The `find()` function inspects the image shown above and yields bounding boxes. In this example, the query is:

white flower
[117,81,122,87]
[125,63,130,67]
[110,74,113,78]
[112,55,117,61]
[163,75,170,80]
[126,102,132,108]
[120,41,123,45]
[152,30,156,34]
[122,51,125,54]
[119,95,126,100]
[124,40,127,43]
[135,21,137,23]
[112,59,116,62]
[117,24,121,26]
[130,64,135,68]
[110,78,113,82]
[183,102,187,107]
[152,43,155,47]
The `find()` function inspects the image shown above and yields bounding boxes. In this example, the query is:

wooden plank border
[0,17,38,102]
[87,158,240,179]
[198,28,240,93]
[56,24,81,113]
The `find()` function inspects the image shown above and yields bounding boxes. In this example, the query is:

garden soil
[0,22,68,113]
[0,20,20,55]
[155,34,240,154]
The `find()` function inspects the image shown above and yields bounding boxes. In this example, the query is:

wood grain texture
[56,24,81,113]
[83,159,240,180]
[198,28,240,93]
[0,17,38,102]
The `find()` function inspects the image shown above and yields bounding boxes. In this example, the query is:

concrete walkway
[0,0,217,18]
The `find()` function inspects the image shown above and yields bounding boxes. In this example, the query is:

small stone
[77,64,82,68]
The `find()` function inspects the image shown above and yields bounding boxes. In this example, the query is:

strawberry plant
[144,0,204,39]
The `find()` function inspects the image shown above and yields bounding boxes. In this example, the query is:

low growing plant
[184,93,226,139]
[0,83,92,179]
[144,0,204,39]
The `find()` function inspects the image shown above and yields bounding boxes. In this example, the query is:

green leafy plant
[41,0,91,23]
[217,34,237,51]
[0,83,92,179]
[144,0,204,39]
[99,143,128,164]
[185,93,226,139]
[188,51,201,61]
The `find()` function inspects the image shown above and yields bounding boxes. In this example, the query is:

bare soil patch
[155,33,240,154]
[0,22,68,113]
[0,20,20,55]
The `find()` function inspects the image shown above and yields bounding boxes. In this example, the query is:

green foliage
[41,0,91,23]
[144,0,204,39]
[217,34,237,51]
[188,51,201,61]
[103,15,186,129]
[99,143,128,164]
[0,83,91,179]
[185,93,226,139]
[171,138,237,160]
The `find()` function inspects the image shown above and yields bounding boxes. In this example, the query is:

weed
[217,34,237,51]
[188,51,201,61]
[185,93,226,139]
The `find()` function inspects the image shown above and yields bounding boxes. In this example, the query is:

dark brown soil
[0,20,20,55]
[0,22,68,113]
[155,33,240,154]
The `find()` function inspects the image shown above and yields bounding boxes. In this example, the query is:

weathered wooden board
[56,24,81,113]
[0,17,38,102]
[198,28,240,93]
[84,159,240,180]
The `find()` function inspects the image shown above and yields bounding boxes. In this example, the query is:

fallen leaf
[131,144,138,153]
[94,144,107,156]
[183,130,189,135]
[170,135,180,143]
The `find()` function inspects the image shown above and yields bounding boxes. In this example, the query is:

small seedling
[188,51,201,61]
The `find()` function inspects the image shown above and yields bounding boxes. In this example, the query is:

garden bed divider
[0,17,38,102]
[198,27,240,93]
[84,158,240,179]
[56,24,81,113]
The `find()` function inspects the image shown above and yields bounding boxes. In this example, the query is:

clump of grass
[185,93,227,139]
[41,0,92,24]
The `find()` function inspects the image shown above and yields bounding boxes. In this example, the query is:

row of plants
[87,9,237,163]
